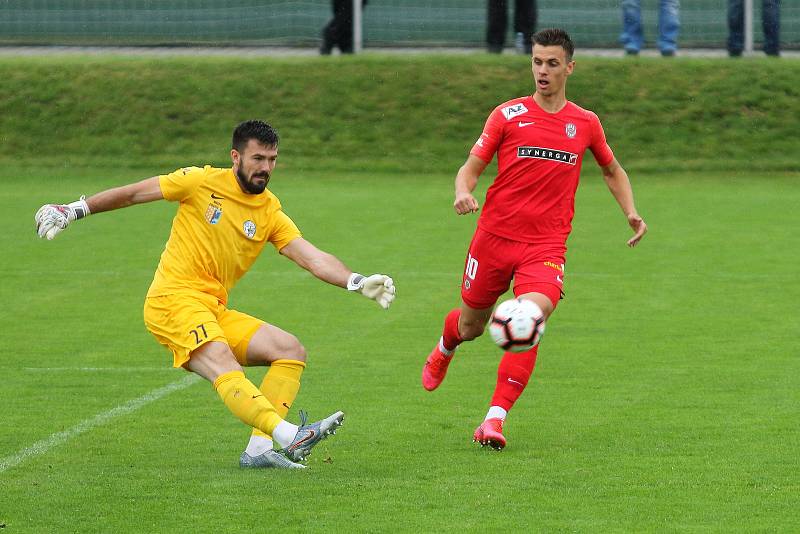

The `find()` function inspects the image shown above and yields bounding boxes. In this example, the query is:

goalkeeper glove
[34,197,90,240]
[347,273,396,309]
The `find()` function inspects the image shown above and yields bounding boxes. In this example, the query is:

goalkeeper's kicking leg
[188,340,343,466]
[236,324,313,469]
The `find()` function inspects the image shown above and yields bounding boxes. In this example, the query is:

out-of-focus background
[0,0,797,51]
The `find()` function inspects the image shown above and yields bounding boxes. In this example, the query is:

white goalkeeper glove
[347,273,396,309]
[34,197,91,240]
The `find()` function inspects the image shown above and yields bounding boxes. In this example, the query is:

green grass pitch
[1,167,798,531]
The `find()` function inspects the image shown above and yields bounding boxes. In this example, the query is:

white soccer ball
[488,298,546,352]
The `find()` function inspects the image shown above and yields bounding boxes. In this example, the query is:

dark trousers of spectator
[487,0,537,54]
[321,0,366,54]
[728,0,780,56]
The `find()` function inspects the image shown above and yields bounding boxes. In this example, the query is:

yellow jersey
[146,165,301,304]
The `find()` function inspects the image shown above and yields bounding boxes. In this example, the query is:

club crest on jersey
[243,220,257,239]
[565,123,577,138]
[204,202,223,225]
[517,146,578,165]
[501,103,528,120]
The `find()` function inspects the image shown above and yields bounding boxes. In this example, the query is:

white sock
[438,337,454,357]
[485,406,507,421]
[244,435,273,457]
[271,420,299,449]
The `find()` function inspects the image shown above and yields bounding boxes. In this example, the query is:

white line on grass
[0,374,201,474]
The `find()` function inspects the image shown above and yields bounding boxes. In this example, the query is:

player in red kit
[421,28,648,450]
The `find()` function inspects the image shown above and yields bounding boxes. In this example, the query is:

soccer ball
[488,298,546,352]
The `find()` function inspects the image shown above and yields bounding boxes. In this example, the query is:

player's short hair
[532,28,575,61]
[232,120,279,152]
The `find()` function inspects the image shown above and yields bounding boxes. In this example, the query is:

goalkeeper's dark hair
[532,28,575,61]
[232,120,279,152]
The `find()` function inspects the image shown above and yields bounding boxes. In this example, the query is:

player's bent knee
[269,332,306,362]
[247,330,307,365]
[285,337,307,362]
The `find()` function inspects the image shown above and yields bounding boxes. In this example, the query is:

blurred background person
[321,0,367,55]
[728,0,781,56]
[620,0,680,56]
[487,0,538,54]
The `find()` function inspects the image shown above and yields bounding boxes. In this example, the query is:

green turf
[1,54,798,531]
[1,167,798,532]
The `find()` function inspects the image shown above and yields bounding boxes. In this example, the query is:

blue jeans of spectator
[620,0,680,54]
[728,0,780,55]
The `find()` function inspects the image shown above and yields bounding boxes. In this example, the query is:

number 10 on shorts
[464,253,479,289]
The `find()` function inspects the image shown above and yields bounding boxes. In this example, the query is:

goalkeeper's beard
[236,167,269,194]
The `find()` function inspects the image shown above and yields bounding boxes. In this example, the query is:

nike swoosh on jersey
[518,121,535,127]
[211,193,225,199]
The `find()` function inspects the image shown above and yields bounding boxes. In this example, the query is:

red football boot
[422,344,454,391]
[473,418,507,450]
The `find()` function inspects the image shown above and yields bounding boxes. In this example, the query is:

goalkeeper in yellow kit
[34,120,396,469]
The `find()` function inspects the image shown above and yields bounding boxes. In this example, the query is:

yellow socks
[213,370,283,436]
[250,359,306,441]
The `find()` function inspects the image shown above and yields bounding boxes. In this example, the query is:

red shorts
[460,227,565,309]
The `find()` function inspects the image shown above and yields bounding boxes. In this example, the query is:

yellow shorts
[143,291,264,368]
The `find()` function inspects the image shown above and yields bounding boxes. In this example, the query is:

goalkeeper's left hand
[347,273,396,309]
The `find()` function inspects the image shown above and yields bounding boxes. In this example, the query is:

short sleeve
[588,113,615,167]
[269,210,302,251]
[469,106,504,163]
[159,166,205,202]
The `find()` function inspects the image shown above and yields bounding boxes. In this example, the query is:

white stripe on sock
[438,337,454,357]
[485,406,508,421]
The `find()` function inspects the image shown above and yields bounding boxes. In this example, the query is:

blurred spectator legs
[321,0,366,55]
[487,0,537,54]
[728,0,781,56]
[621,0,680,56]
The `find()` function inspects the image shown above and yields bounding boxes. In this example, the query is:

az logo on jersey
[501,103,528,120]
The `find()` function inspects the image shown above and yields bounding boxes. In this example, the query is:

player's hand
[626,213,647,247]
[34,198,90,240]
[347,273,396,309]
[454,192,479,215]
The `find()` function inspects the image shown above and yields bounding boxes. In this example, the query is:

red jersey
[470,96,614,246]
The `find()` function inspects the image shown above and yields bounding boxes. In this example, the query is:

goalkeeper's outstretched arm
[35,176,163,240]
[280,237,396,309]
[83,176,164,214]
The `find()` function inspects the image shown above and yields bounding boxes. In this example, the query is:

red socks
[490,345,539,411]
[441,308,463,352]
[441,307,538,412]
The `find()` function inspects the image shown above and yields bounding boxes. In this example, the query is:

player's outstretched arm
[280,237,396,309]
[453,155,488,215]
[600,158,648,247]
[35,176,163,240]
